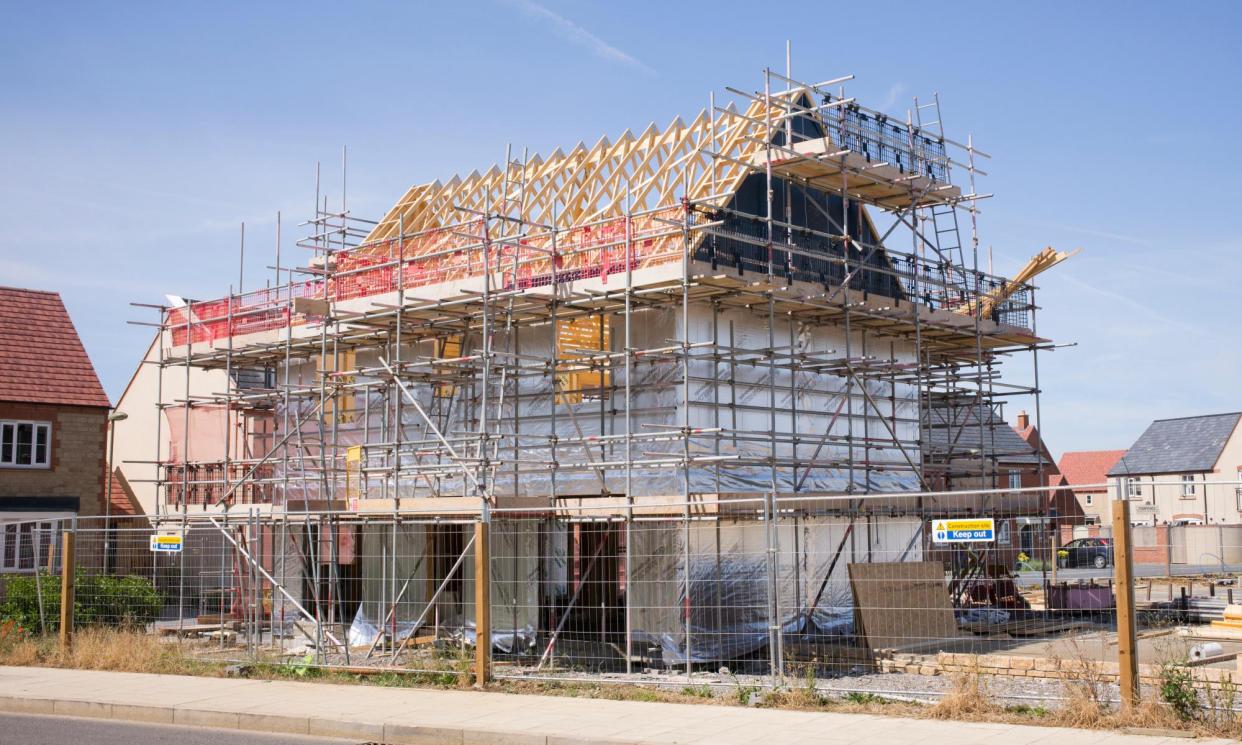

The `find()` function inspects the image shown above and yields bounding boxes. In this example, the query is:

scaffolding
[135,63,1056,674]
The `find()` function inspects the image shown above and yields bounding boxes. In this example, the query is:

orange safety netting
[165,208,686,347]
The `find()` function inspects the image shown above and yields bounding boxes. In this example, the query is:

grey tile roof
[1107,412,1241,477]
[922,404,1041,465]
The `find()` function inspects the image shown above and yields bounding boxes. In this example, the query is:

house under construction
[137,66,1066,673]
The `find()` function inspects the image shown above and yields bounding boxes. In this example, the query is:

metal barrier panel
[10,499,1238,707]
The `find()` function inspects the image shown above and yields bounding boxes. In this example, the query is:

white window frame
[1181,474,1196,499]
[1007,470,1021,490]
[1236,467,1242,511]
[0,420,52,468]
[0,521,56,573]
[1085,493,1094,506]
[1126,477,1141,498]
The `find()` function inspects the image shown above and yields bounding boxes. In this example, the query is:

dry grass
[0,636,42,667]
[1050,641,1238,739]
[1052,639,1111,729]
[928,661,993,719]
[0,627,218,676]
[917,650,1241,739]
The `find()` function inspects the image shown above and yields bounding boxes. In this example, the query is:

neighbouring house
[1107,412,1242,525]
[0,286,111,572]
[1012,410,1081,523]
[923,405,1076,567]
[1058,449,1127,525]
[1007,410,1081,563]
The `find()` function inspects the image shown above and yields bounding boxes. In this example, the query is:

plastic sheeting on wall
[626,515,923,665]
[267,303,923,504]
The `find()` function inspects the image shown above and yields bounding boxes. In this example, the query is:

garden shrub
[1,571,162,631]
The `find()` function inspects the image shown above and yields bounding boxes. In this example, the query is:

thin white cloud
[1028,219,1153,247]
[880,82,906,112]
[501,0,656,76]
[1059,273,1207,338]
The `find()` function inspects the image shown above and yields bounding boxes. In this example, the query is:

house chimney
[1016,410,1029,430]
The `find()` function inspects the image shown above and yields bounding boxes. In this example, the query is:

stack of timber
[1210,604,1242,631]
[959,616,1095,638]
[957,246,1077,318]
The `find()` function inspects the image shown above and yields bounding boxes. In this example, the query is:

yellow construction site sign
[149,533,184,553]
[931,518,995,544]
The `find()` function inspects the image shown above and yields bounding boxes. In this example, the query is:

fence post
[1111,497,1139,710]
[1164,525,1172,577]
[59,530,75,652]
[1219,525,1226,574]
[474,520,491,686]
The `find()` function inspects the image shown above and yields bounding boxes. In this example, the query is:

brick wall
[878,650,1238,689]
[0,401,108,517]
[1132,525,1170,565]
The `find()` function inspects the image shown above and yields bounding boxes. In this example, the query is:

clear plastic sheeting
[491,520,543,636]
[355,523,431,624]
[271,309,685,503]
[460,622,537,655]
[347,611,535,655]
[347,605,420,647]
[684,305,921,495]
[267,304,924,505]
[956,608,1010,626]
[627,516,922,666]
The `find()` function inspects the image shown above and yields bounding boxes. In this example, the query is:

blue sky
[2,1,1239,458]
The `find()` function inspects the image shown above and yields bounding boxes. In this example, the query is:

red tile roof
[105,467,141,517]
[0,286,110,408]
[1058,449,1127,491]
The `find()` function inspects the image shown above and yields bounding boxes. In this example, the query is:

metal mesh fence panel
[3,488,1237,706]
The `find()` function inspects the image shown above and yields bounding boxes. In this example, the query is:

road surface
[0,712,360,745]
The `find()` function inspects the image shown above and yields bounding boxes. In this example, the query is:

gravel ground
[495,666,1128,707]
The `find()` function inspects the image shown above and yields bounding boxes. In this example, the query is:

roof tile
[105,468,139,517]
[0,286,110,408]
[1058,450,1126,490]
[1106,414,1241,477]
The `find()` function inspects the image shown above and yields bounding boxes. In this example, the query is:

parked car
[1057,537,1113,569]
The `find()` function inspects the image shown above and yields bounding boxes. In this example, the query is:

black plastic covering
[696,173,906,300]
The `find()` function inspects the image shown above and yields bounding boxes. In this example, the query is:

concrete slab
[462,729,549,745]
[0,695,54,715]
[172,707,241,729]
[307,716,386,740]
[53,699,112,718]
[110,703,176,724]
[237,712,311,734]
[384,723,466,745]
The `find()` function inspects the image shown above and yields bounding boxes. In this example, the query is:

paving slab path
[0,666,1229,745]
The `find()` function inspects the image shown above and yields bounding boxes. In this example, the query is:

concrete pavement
[0,666,1230,745]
